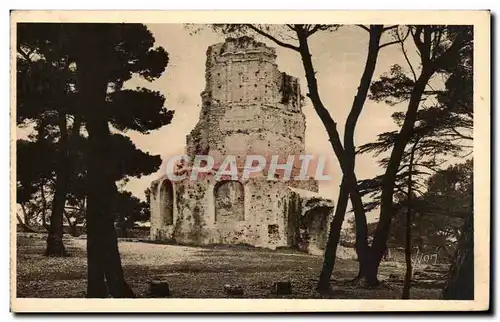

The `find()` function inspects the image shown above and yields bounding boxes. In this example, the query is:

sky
[120,24,423,223]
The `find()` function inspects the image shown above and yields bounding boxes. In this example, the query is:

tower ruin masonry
[150,37,334,254]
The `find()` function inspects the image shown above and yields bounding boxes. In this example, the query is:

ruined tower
[150,37,334,254]
[186,36,305,170]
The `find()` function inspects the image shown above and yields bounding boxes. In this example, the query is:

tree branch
[308,24,322,36]
[379,39,404,50]
[398,27,417,82]
[307,24,335,36]
[357,25,370,32]
[383,25,399,32]
[245,24,300,52]
[451,127,473,140]
[380,26,411,50]
[411,26,429,64]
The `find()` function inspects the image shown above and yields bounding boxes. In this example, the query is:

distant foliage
[389,159,473,254]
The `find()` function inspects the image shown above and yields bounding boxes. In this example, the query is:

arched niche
[159,179,174,226]
[214,180,245,222]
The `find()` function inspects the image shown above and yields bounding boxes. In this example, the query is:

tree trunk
[21,203,30,226]
[317,178,349,291]
[442,213,474,300]
[64,210,78,237]
[85,118,135,298]
[343,26,384,287]
[45,113,70,257]
[368,67,435,281]
[402,202,412,299]
[295,25,378,286]
[39,181,50,231]
[402,140,418,299]
[317,26,383,290]
[77,28,135,297]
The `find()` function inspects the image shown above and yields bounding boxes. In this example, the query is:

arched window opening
[214,180,244,222]
[159,180,174,226]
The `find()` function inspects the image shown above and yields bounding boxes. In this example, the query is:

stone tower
[186,36,305,172]
[150,37,334,254]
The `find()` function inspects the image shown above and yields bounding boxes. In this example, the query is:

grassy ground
[16,234,442,299]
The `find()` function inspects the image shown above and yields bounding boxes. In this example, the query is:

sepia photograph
[10,10,490,312]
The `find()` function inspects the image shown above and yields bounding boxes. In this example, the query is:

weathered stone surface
[286,187,334,255]
[149,280,171,297]
[274,281,292,295]
[224,283,244,296]
[150,37,335,254]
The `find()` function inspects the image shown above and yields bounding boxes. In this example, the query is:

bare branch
[461,150,473,158]
[308,24,322,36]
[357,24,370,32]
[398,27,417,82]
[379,39,404,50]
[383,25,399,32]
[411,26,428,63]
[245,24,300,52]
[451,127,473,140]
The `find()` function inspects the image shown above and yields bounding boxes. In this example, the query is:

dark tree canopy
[16,23,173,224]
[387,160,472,254]
[16,23,173,296]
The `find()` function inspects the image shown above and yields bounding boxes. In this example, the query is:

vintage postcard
[10,10,490,312]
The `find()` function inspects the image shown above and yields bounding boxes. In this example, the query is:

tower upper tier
[202,36,302,110]
[186,37,307,169]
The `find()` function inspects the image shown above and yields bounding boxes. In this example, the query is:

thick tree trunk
[77,28,135,297]
[367,25,468,280]
[36,124,50,232]
[86,184,135,297]
[85,118,135,298]
[316,26,384,290]
[402,140,418,299]
[442,213,474,300]
[39,181,50,231]
[368,67,434,281]
[317,178,349,291]
[344,26,383,287]
[296,26,371,269]
[45,113,70,257]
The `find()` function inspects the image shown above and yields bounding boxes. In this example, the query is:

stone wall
[150,37,334,254]
[150,175,332,252]
[284,187,335,255]
[186,36,305,175]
